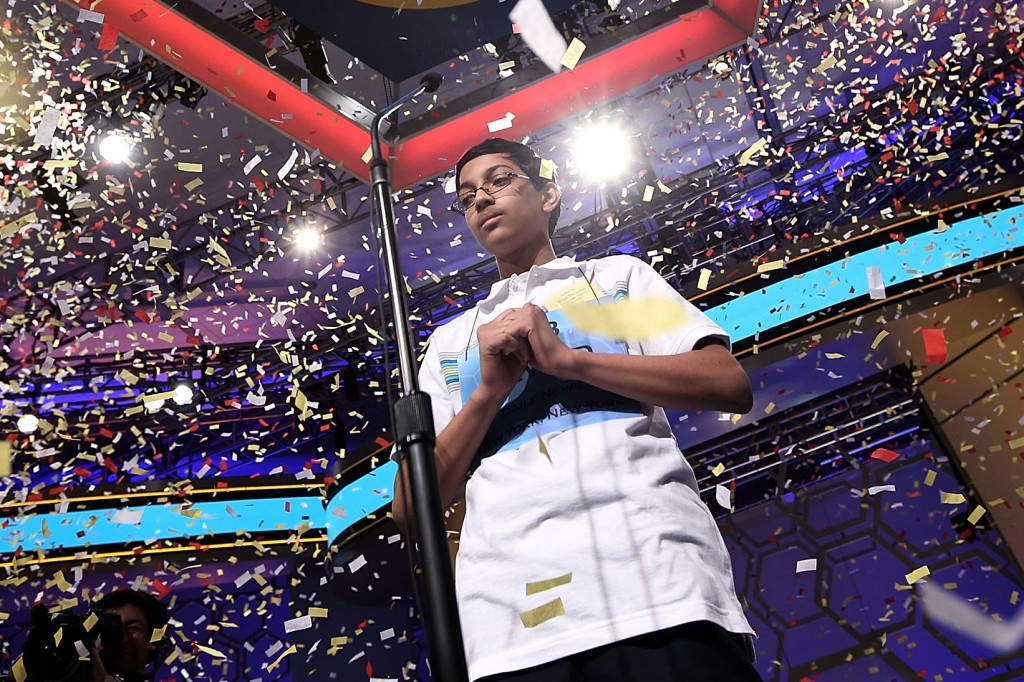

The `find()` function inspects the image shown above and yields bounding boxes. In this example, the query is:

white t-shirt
[417,254,753,681]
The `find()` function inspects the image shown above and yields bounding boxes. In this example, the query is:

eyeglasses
[450,172,532,215]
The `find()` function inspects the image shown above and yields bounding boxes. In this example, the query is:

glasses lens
[488,174,513,191]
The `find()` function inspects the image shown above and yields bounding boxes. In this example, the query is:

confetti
[795,558,817,573]
[967,505,987,525]
[866,266,886,300]
[921,328,948,364]
[940,492,966,505]
[525,572,572,596]
[905,565,930,585]
[870,448,900,463]
[715,484,732,511]
[560,37,587,70]
[509,0,569,73]
[560,297,689,340]
[918,581,1024,652]
[519,597,566,628]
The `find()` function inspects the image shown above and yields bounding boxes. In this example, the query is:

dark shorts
[478,620,762,682]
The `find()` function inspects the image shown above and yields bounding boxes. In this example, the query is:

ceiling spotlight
[571,122,634,183]
[173,384,194,405]
[145,397,166,412]
[98,132,132,164]
[17,412,40,434]
[294,226,322,251]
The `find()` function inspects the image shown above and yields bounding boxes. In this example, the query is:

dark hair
[96,589,168,634]
[454,138,561,236]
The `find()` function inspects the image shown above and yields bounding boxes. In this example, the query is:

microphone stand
[368,73,470,682]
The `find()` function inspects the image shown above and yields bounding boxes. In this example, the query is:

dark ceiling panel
[262,0,579,82]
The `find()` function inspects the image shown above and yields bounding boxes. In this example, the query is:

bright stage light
[146,397,166,412]
[17,413,39,434]
[571,122,634,183]
[294,226,322,251]
[173,384,194,405]
[98,132,132,163]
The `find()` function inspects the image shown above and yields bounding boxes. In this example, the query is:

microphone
[420,72,443,94]
[370,73,444,166]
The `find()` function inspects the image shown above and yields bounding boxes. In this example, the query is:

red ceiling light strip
[65,0,375,183]
[64,0,760,190]
[391,6,751,187]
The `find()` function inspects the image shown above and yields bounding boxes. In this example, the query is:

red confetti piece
[922,328,948,364]
[870,448,900,463]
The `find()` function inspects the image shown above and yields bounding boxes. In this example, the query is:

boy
[395,138,760,682]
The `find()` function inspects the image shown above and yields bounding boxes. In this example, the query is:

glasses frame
[449,171,533,215]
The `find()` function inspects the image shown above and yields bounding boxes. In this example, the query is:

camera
[22,604,123,682]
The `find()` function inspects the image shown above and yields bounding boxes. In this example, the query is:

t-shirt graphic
[459,304,642,469]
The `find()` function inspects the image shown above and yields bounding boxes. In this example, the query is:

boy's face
[457,153,558,258]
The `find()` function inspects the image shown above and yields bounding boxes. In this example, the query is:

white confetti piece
[868,484,895,495]
[918,580,1024,652]
[348,554,368,573]
[715,484,732,510]
[866,266,886,300]
[34,108,61,146]
[796,558,817,573]
[111,508,143,524]
[284,615,312,632]
[509,0,569,73]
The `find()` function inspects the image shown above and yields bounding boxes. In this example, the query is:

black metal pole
[368,73,469,682]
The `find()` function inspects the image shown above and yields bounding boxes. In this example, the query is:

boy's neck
[496,244,557,280]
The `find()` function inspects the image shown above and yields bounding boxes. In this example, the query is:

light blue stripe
[706,205,1023,341]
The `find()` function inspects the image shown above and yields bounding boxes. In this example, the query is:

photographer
[88,590,168,682]
[15,588,167,682]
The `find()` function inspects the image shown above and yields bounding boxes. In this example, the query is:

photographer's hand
[88,645,122,682]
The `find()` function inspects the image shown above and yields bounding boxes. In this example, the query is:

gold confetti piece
[967,505,987,525]
[1009,436,1024,450]
[150,625,166,644]
[560,37,586,70]
[12,656,25,682]
[267,644,297,671]
[143,390,175,405]
[55,570,72,592]
[560,297,689,340]
[149,237,172,249]
[697,268,712,291]
[519,597,566,628]
[642,185,654,202]
[764,402,775,414]
[756,260,785,273]
[157,332,174,343]
[711,462,726,477]
[871,330,889,349]
[825,352,844,359]
[739,137,769,166]
[42,159,78,169]
[0,441,10,478]
[361,145,373,164]
[83,612,98,632]
[184,177,204,191]
[309,607,329,618]
[525,572,572,596]
[923,470,937,487]
[940,491,966,504]
[195,644,227,659]
[906,565,930,585]
[176,162,203,173]
[539,158,556,179]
